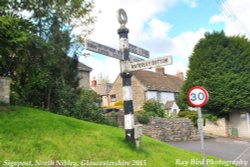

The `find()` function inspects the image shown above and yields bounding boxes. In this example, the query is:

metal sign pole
[197,107,206,167]
[117,9,135,142]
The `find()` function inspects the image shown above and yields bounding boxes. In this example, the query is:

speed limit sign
[188,86,209,107]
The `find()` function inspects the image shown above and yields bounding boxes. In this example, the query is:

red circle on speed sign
[188,86,209,107]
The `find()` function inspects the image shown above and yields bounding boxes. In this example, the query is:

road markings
[234,146,250,161]
[233,140,249,145]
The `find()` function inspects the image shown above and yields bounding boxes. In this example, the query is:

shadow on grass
[0,102,15,112]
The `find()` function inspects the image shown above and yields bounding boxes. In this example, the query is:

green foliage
[56,88,104,124]
[165,111,178,119]
[0,14,34,76]
[0,0,94,111]
[137,112,150,124]
[137,111,158,124]
[0,0,94,112]
[179,110,198,127]
[143,99,165,118]
[179,31,250,117]
[203,113,219,122]
[4,0,95,40]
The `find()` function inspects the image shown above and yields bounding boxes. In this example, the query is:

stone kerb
[0,77,11,104]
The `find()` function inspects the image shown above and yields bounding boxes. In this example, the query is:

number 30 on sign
[188,86,209,107]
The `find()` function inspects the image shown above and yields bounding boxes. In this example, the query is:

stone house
[165,101,180,114]
[78,62,92,89]
[91,78,112,107]
[109,67,184,112]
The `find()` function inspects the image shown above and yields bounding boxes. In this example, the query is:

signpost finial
[117,8,127,25]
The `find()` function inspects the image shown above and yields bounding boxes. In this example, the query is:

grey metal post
[197,107,206,167]
[117,9,135,141]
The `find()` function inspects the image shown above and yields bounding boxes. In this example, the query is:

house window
[157,92,161,101]
[174,93,179,101]
[110,94,116,102]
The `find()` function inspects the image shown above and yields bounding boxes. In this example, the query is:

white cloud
[148,18,172,39]
[210,0,250,38]
[88,0,177,47]
[182,0,197,8]
[79,55,120,82]
[77,0,206,83]
[169,28,206,58]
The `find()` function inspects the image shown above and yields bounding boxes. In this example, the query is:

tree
[96,73,111,84]
[1,1,95,111]
[0,13,34,76]
[5,0,95,40]
[179,31,250,117]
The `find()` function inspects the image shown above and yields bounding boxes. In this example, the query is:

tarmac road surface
[168,137,250,167]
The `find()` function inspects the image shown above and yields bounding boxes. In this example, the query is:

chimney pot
[176,71,184,80]
[155,66,165,75]
[91,77,97,88]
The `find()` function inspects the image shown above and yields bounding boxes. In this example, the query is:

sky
[76,0,250,83]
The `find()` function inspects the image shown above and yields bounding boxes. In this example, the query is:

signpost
[129,56,172,72]
[84,8,173,142]
[85,40,123,60]
[85,40,144,62]
[188,86,209,167]
[129,43,150,58]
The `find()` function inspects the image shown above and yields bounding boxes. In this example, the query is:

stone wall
[142,117,198,142]
[0,77,10,104]
[204,118,229,137]
[108,114,199,142]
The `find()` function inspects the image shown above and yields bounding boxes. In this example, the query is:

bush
[143,99,165,118]
[179,110,198,127]
[165,111,178,119]
[56,88,105,124]
[137,112,150,124]
[203,113,218,122]
[136,111,157,124]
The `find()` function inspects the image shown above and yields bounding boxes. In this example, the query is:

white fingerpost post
[117,8,135,142]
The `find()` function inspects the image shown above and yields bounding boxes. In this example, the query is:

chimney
[155,66,165,75]
[176,71,184,80]
[91,77,97,89]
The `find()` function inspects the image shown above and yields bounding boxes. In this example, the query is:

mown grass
[0,107,235,167]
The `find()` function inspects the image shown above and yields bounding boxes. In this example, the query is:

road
[168,137,250,167]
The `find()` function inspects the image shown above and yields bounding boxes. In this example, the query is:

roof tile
[132,70,183,92]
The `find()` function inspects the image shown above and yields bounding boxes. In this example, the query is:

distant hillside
[0,107,234,167]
